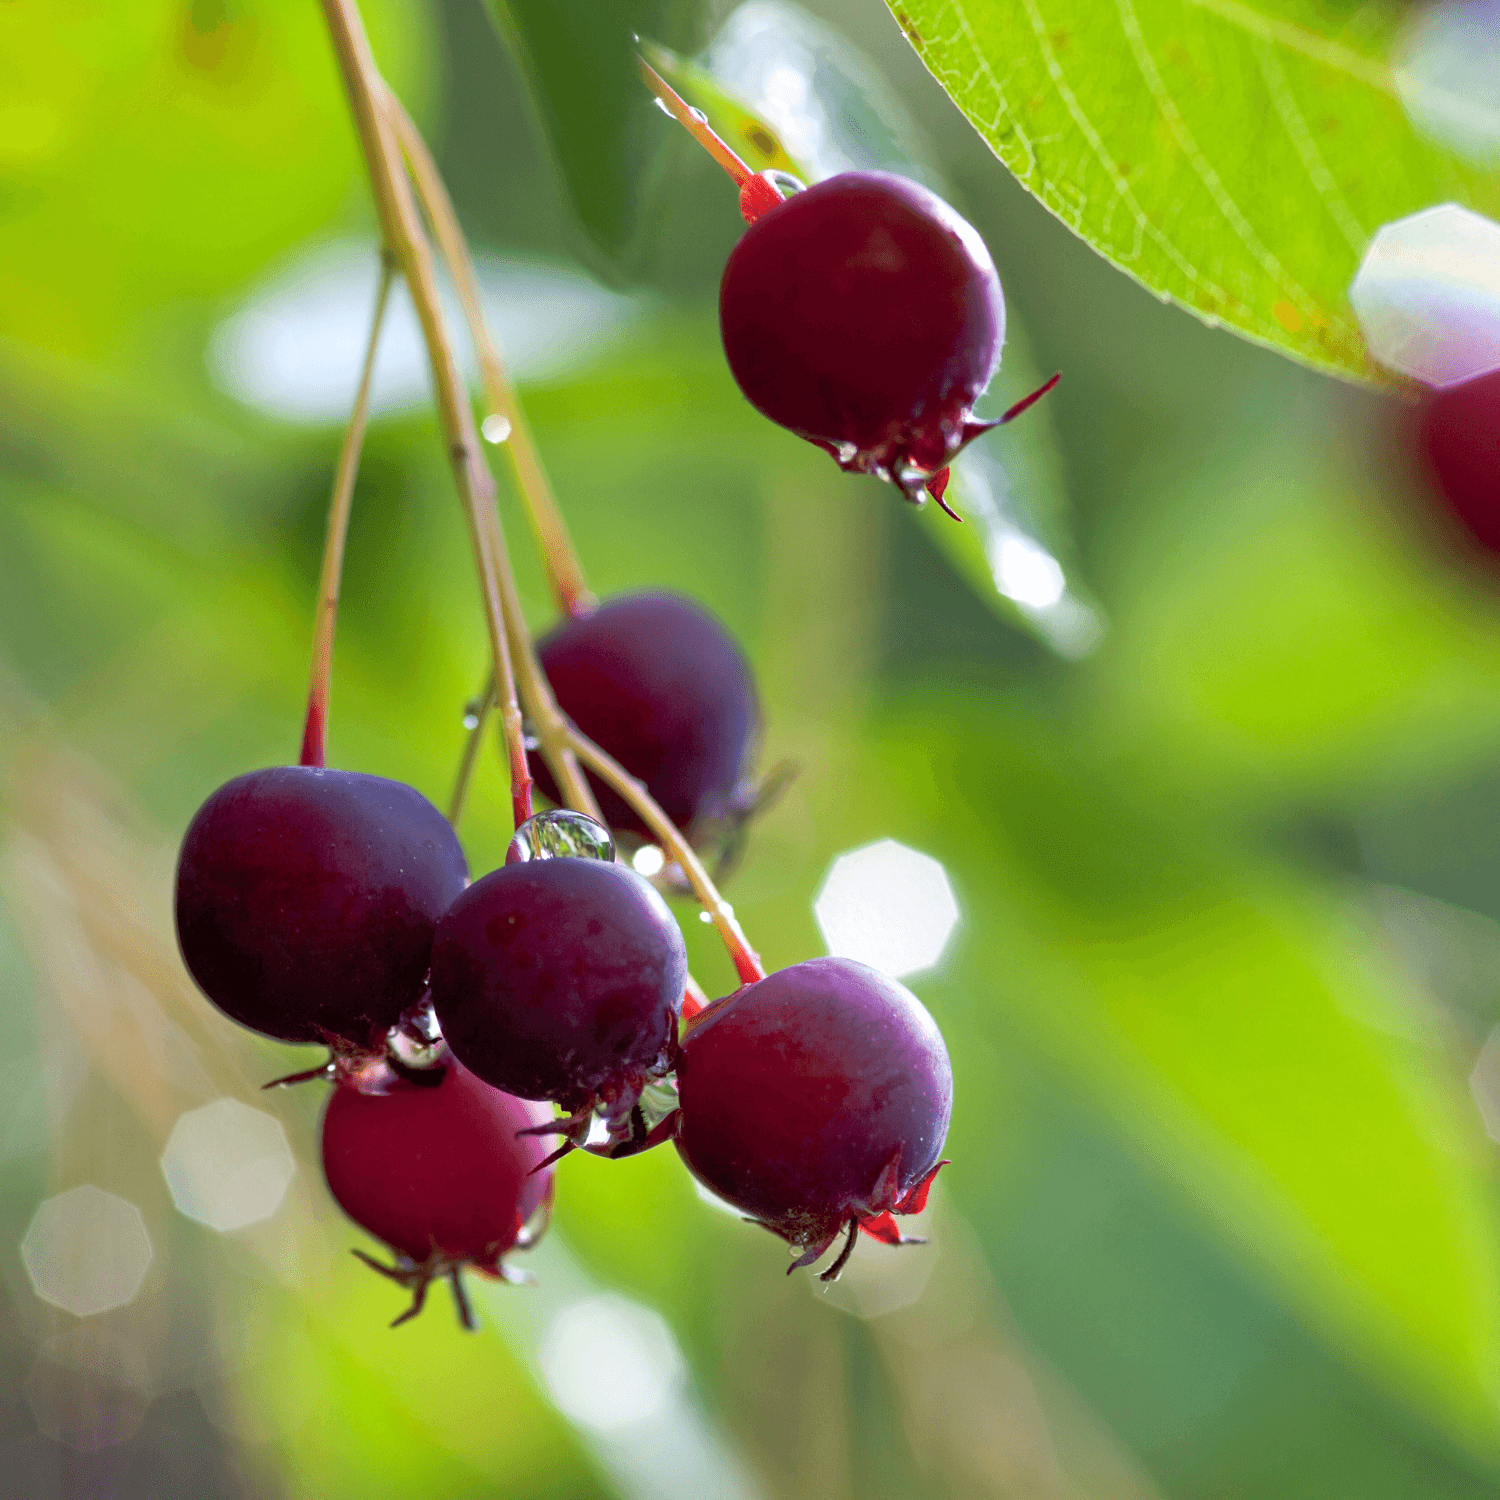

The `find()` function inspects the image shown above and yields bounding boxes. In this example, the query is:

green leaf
[887,0,1500,380]
[482,0,705,269]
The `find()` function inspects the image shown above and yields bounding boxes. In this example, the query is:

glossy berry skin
[531,592,759,841]
[321,1059,555,1273]
[720,171,1005,490]
[430,856,688,1111]
[674,956,952,1266]
[175,766,468,1048]
[1418,367,1500,555]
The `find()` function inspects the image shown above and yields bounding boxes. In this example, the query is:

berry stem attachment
[299,253,395,770]
[637,56,754,187]
[563,726,765,985]
[635,56,787,223]
[383,88,595,621]
[317,0,535,829]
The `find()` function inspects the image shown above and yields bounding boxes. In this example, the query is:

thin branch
[318,0,533,828]
[447,673,496,827]
[384,89,595,621]
[300,254,395,768]
[565,727,765,985]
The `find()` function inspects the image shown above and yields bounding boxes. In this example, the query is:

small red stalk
[636,57,786,224]
[300,256,395,768]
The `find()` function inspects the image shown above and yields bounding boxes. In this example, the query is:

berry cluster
[168,27,1024,1328]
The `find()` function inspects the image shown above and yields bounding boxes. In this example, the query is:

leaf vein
[1114,0,1320,326]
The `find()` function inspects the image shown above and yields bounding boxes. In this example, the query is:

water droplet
[632,845,666,877]
[688,107,708,123]
[385,995,445,1073]
[462,712,480,731]
[654,97,675,118]
[522,734,541,752]
[509,809,616,864]
[481,414,512,444]
[836,441,859,465]
[699,910,713,923]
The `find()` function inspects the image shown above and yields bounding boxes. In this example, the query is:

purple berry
[321,1056,556,1326]
[719,171,1005,498]
[674,956,952,1278]
[531,592,760,843]
[429,856,688,1117]
[174,766,468,1049]
[1418,367,1500,556]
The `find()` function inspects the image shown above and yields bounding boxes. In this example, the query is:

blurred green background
[6,1,1500,1497]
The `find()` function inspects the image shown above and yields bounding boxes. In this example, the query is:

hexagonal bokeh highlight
[160,1097,296,1232]
[1349,204,1500,387]
[813,838,960,979]
[1395,0,1500,165]
[21,1187,154,1317]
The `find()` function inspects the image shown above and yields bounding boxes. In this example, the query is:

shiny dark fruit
[429,855,688,1112]
[674,956,952,1277]
[719,170,1004,495]
[1418,366,1500,556]
[175,766,468,1048]
[321,1057,556,1325]
[531,591,760,841]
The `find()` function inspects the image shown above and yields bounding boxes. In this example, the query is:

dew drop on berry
[508,808,616,864]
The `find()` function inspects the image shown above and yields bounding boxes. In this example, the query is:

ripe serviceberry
[530,592,762,850]
[429,855,688,1154]
[175,767,468,1051]
[1416,366,1500,556]
[672,956,952,1280]
[321,1054,557,1328]
[718,170,1057,516]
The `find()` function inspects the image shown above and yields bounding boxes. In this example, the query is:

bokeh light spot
[1395,0,1500,164]
[539,1295,686,1431]
[813,838,960,978]
[21,1187,154,1317]
[1349,204,1500,387]
[160,1097,295,1232]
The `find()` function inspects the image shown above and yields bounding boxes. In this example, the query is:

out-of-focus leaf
[0,0,431,363]
[863,698,1500,1457]
[887,0,1500,380]
[648,3,1101,654]
[482,0,705,270]
[1097,411,1500,797]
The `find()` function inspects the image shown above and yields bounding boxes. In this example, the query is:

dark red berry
[1417,367,1500,555]
[719,171,1005,498]
[321,1056,556,1326]
[175,766,467,1049]
[530,592,760,843]
[674,956,952,1278]
[429,855,688,1117]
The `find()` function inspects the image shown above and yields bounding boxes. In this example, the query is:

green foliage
[0,0,429,363]
[481,0,705,270]
[886,0,1500,379]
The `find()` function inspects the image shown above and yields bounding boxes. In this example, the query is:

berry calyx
[1416,366,1500,557]
[719,171,1048,509]
[672,956,952,1279]
[174,766,468,1050]
[321,1055,557,1327]
[530,592,761,847]
[429,855,688,1136]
